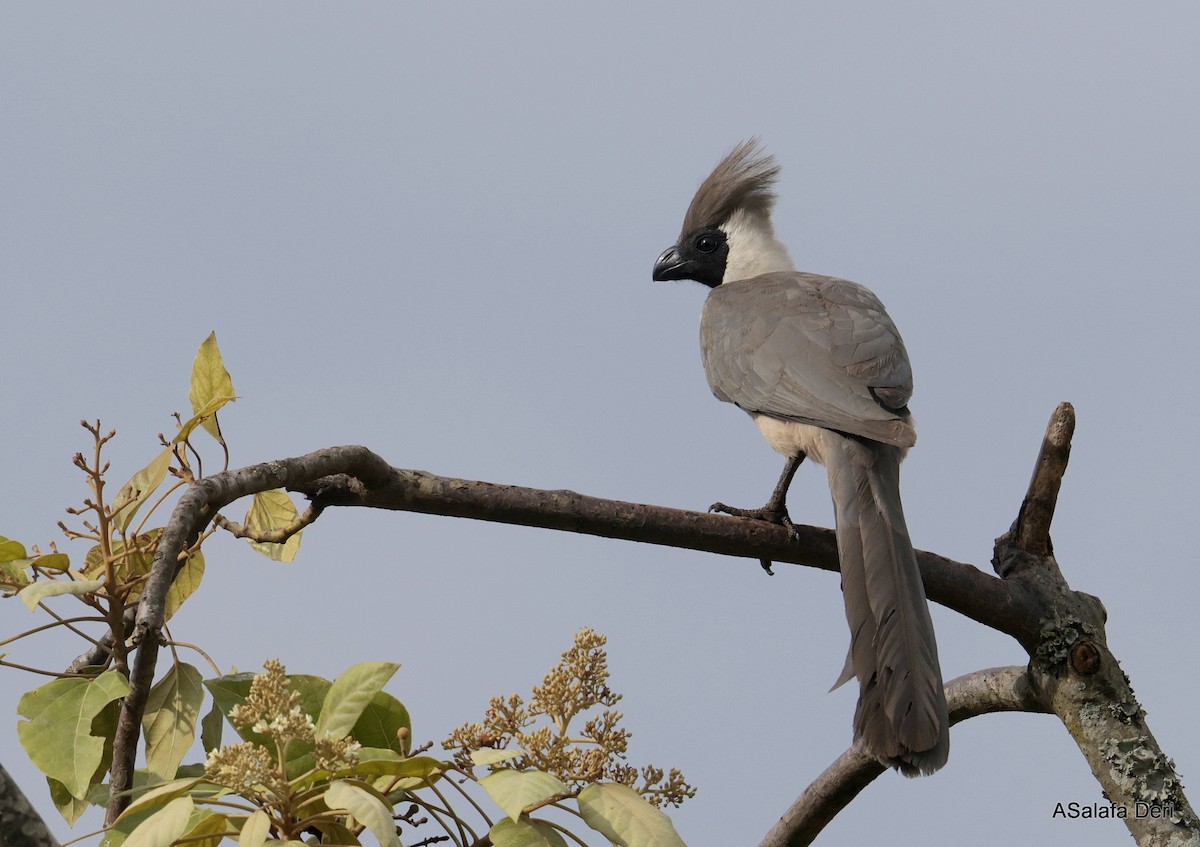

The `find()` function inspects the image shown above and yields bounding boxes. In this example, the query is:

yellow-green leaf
[188,333,235,443]
[17,672,130,799]
[325,781,399,847]
[143,663,205,782]
[181,808,229,847]
[480,769,569,823]
[338,753,444,780]
[19,579,105,611]
[172,396,231,446]
[244,490,302,562]
[0,536,28,562]
[0,560,31,592]
[317,662,400,739]
[239,809,271,847]
[80,530,199,621]
[124,796,194,847]
[111,449,173,532]
[34,553,70,572]
[577,783,686,847]
[490,818,569,847]
[114,777,204,822]
[471,748,522,766]
[164,550,204,620]
[83,530,159,585]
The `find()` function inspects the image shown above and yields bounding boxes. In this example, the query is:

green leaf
[0,536,28,562]
[490,818,569,847]
[18,578,105,610]
[471,748,522,766]
[317,662,400,739]
[577,783,686,847]
[16,672,129,799]
[325,780,399,847]
[244,490,302,562]
[124,796,194,847]
[143,662,205,782]
[239,809,271,847]
[349,689,412,755]
[480,769,569,823]
[200,700,224,754]
[111,449,173,532]
[188,332,235,443]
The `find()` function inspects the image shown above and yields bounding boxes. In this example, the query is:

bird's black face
[652,227,728,288]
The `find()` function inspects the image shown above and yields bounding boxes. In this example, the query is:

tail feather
[826,434,949,775]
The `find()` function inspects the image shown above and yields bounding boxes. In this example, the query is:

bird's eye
[695,234,719,253]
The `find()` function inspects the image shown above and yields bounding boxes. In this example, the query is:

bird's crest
[680,139,780,237]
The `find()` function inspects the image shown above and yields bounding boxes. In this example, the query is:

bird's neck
[721,208,795,283]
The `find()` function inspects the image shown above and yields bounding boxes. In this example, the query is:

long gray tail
[826,434,949,776]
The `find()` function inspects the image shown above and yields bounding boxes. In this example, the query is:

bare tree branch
[758,667,1050,847]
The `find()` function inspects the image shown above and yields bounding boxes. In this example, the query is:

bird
[652,140,949,776]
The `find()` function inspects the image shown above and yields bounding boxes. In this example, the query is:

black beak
[652,246,692,282]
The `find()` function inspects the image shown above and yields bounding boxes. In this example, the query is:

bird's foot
[708,500,801,576]
[709,501,801,541]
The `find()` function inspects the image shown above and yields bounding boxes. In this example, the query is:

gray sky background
[3,3,1199,845]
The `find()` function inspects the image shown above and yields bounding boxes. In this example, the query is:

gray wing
[700,271,916,448]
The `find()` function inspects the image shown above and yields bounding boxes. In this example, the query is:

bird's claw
[709,501,797,538]
[710,501,801,575]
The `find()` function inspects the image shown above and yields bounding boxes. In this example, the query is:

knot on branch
[1032,614,1103,675]
[1069,640,1102,675]
[990,541,1044,579]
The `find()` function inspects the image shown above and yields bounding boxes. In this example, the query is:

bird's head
[652,139,793,287]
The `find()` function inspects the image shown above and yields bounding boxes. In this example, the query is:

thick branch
[758,667,1049,847]
[299,464,1036,642]
[0,761,59,847]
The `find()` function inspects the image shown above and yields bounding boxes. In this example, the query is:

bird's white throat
[720,208,795,283]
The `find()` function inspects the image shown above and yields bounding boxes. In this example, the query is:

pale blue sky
[2,3,1199,844]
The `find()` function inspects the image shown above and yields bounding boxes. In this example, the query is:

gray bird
[652,140,949,775]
